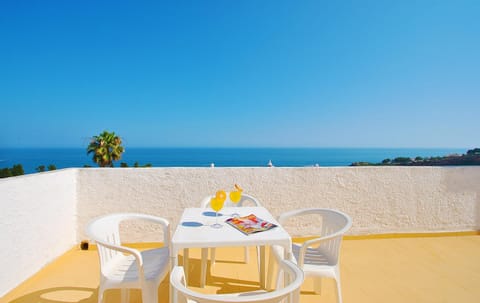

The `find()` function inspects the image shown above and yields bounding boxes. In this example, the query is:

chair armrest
[277,208,323,224]
[126,213,171,247]
[303,232,344,246]
[297,233,345,267]
[95,239,144,268]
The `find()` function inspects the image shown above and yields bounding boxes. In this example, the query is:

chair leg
[291,288,301,303]
[98,288,104,303]
[142,284,158,303]
[244,246,249,263]
[313,277,322,295]
[335,279,343,303]
[334,266,342,303]
[210,248,216,266]
[120,288,129,303]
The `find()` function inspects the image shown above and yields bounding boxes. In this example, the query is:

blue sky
[1,1,479,148]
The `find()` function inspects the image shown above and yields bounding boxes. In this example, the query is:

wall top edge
[2,166,479,182]
[0,168,78,182]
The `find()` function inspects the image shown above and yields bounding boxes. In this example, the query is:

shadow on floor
[6,287,97,303]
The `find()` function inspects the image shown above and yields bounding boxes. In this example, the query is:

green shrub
[393,157,412,164]
[0,164,24,178]
[0,168,12,178]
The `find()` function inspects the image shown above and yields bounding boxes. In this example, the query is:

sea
[0,147,468,174]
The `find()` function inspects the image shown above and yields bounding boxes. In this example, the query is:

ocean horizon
[0,147,468,174]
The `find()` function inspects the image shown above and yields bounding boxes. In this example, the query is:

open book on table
[226,214,277,235]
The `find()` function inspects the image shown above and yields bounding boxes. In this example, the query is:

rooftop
[1,167,479,302]
[3,233,480,303]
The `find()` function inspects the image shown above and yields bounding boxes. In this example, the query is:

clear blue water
[0,147,468,174]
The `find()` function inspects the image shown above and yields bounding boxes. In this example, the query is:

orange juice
[229,190,242,203]
[216,190,226,201]
[210,197,224,212]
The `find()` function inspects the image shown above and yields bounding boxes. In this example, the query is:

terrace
[1,167,479,302]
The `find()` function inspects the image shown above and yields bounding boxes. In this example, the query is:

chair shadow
[6,285,171,303]
[207,276,263,294]
[184,256,262,294]
[211,259,246,265]
[6,286,97,303]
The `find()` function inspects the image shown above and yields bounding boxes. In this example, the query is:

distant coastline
[0,147,470,174]
[351,148,480,166]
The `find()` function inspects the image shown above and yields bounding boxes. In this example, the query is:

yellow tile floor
[2,235,480,303]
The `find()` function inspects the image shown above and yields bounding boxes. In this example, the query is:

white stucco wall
[77,166,480,242]
[0,169,77,297]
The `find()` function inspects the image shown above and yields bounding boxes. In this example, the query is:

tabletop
[171,206,292,254]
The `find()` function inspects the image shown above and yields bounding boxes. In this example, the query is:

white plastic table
[170,206,292,303]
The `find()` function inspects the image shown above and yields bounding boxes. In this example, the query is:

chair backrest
[278,208,352,266]
[170,258,304,303]
[86,213,126,273]
[85,213,170,277]
[200,192,261,208]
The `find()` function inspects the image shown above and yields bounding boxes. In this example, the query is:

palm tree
[87,130,125,167]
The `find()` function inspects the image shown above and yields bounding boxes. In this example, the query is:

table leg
[284,248,293,303]
[200,248,208,287]
[183,248,189,285]
[259,246,266,289]
[169,254,178,303]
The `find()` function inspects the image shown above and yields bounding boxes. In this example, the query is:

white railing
[1,166,479,296]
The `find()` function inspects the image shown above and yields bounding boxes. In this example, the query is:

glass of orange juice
[211,190,226,228]
[229,184,243,217]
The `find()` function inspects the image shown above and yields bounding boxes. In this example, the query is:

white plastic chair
[199,193,261,287]
[171,255,304,303]
[271,208,352,303]
[85,213,170,303]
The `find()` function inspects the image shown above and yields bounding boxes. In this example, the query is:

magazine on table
[226,214,277,235]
